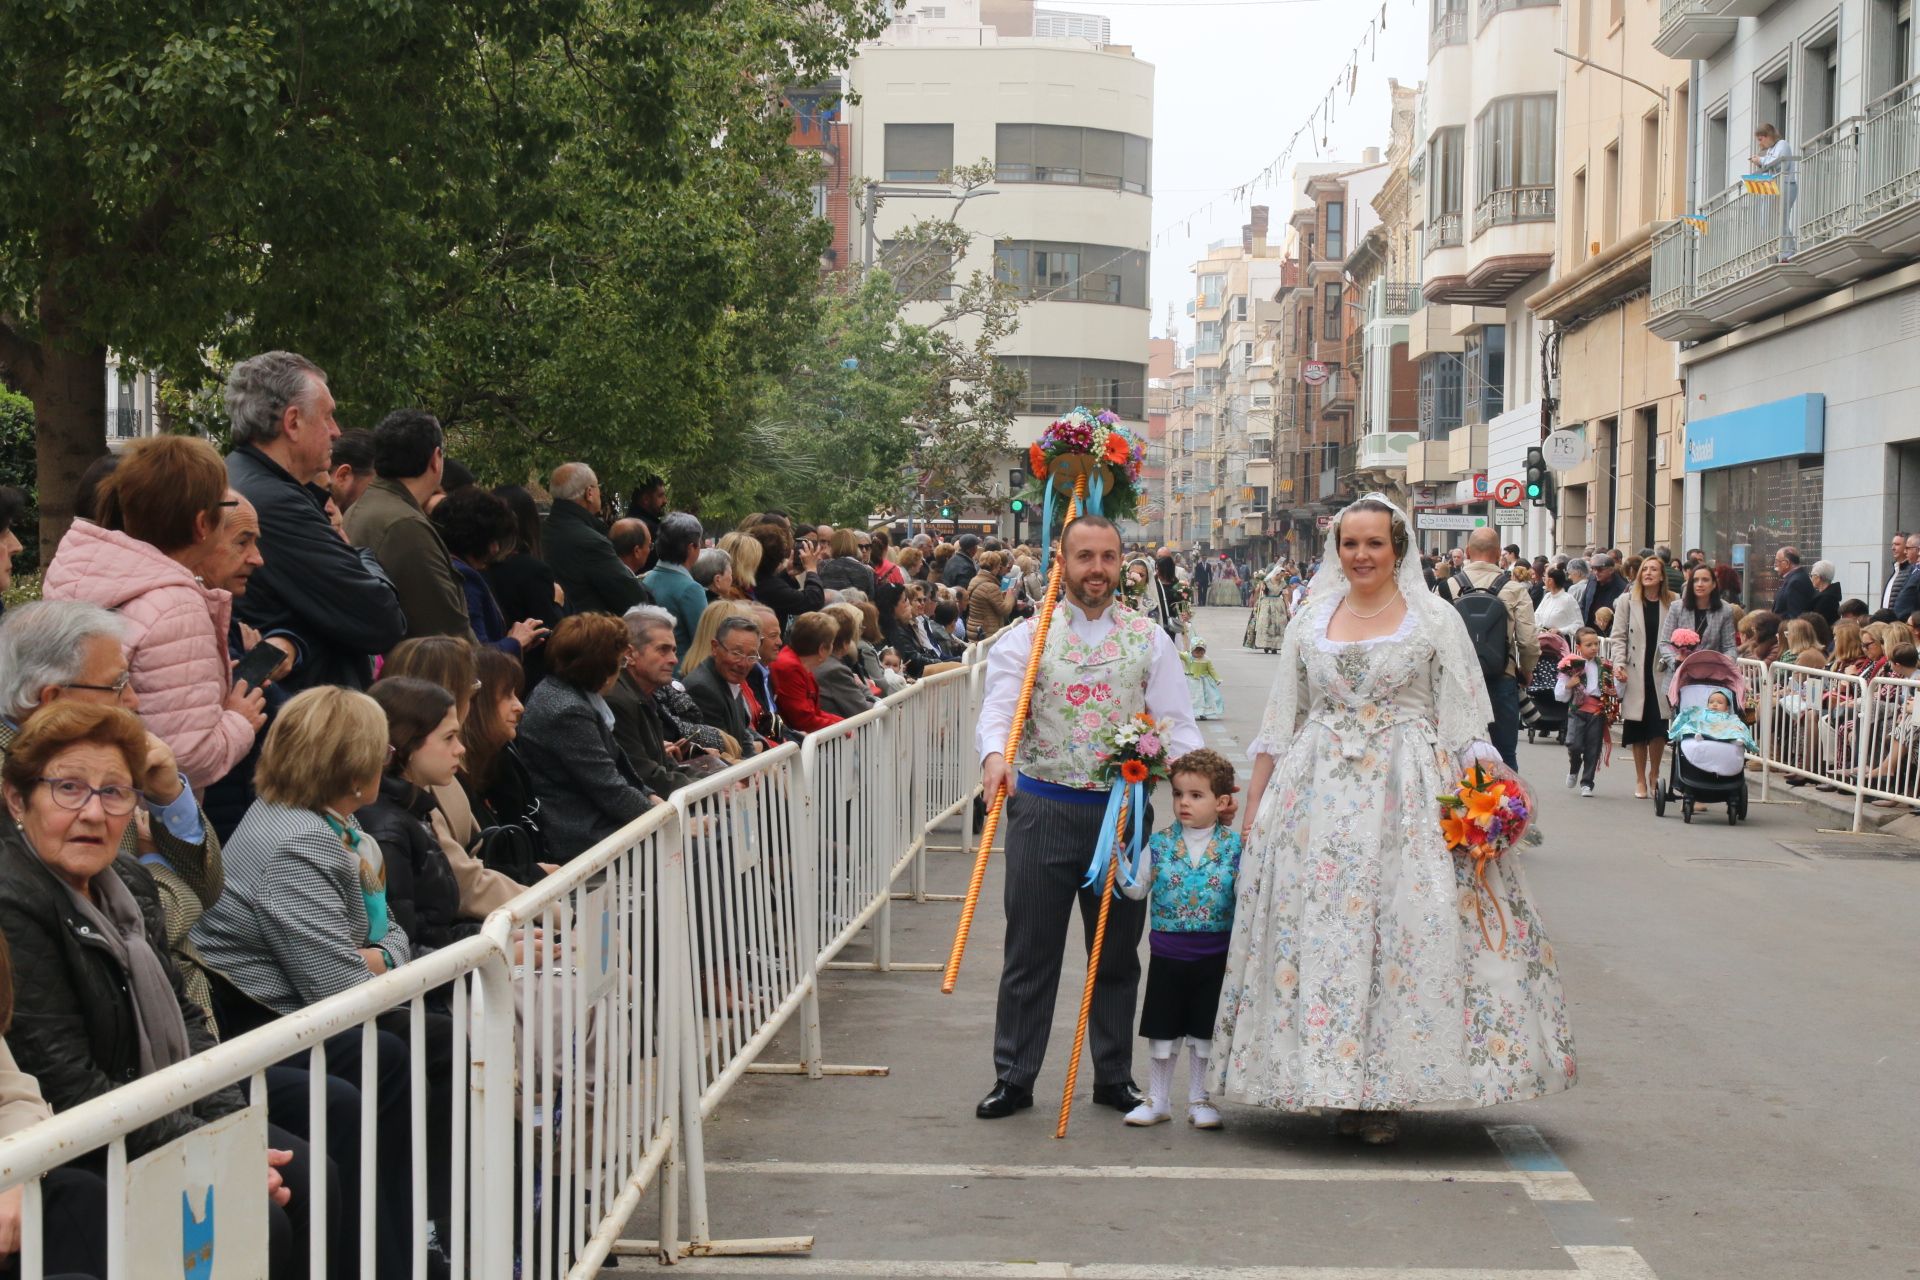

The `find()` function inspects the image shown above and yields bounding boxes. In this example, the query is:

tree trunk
[18,339,106,561]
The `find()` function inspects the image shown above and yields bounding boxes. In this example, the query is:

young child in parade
[1555,627,1611,797]
[1120,748,1241,1130]
[1181,642,1225,720]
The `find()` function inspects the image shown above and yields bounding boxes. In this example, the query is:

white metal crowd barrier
[1732,657,1920,832]
[0,642,995,1277]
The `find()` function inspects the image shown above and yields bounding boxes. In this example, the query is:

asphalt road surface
[632,605,1920,1280]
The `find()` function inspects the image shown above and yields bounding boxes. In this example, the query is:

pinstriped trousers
[993,787,1148,1090]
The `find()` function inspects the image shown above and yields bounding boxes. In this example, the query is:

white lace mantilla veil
[1250,492,1493,768]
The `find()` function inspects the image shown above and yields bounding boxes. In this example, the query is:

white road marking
[706,1159,1588,1202]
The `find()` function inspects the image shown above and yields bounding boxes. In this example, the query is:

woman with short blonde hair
[719,531,763,596]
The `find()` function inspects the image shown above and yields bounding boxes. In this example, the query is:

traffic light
[1009,497,1026,516]
[1525,446,1556,514]
[939,502,955,520]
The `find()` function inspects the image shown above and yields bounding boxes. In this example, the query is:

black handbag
[473,822,545,883]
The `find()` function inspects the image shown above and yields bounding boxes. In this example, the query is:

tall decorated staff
[943,407,1146,997]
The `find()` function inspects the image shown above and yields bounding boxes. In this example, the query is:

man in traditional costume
[973,516,1207,1119]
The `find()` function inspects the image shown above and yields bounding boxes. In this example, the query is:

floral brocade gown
[1210,597,1577,1112]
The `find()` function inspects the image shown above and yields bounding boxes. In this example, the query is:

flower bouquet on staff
[1437,762,1535,951]
[1022,406,1146,539]
[1082,713,1174,895]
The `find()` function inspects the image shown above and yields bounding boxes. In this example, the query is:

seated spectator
[691,548,736,603]
[224,351,407,690]
[190,686,439,1275]
[931,598,966,656]
[815,605,878,719]
[517,614,657,861]
[769,612,846,735]
[458,648,551,880]
[0,602,221,1030]
[43,435,267,792]
[361,679,471,957]
[1739,609,1783,663]
[1839,597,1872,624]
[744,603,787,741]
[382,638,547,902]
[878,582,942,679]
[431,485,547,657]
[966,550,1014,641]
[324,428,375,514]
[684,615,773,753]
[644,513,711,668]
[0,935,111,1279]
[71,455,119,526]
[718,531,762,600]
[818,528,878,598]
[0,703,306,1271]
[546,464,645,618]
[344,409,477,643]
[894,544,926,584]
[607,606,699,798]
[748,522,824,635]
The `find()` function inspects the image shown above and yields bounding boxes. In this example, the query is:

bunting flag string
[1148,0,1421,249]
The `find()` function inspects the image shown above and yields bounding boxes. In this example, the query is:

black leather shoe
[975,1080,1034,1119]
[1091,1080,1147,1111]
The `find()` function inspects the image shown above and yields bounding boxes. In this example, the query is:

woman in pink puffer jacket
[43,437,266,792]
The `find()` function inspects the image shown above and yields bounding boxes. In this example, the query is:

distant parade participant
[972,516,1208,1120]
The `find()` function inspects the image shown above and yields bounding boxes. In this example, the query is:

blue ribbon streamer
[1038,470,1058,577]
[1082,776,1148,897]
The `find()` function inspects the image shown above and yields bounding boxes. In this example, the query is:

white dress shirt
[976,599,1203,765]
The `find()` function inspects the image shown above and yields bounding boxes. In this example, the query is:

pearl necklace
[1341,588,1402,620]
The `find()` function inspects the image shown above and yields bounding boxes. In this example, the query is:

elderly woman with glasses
[0,702,309,1273]
[516,614,661,861]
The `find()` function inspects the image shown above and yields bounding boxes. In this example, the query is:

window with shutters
[884,124,953,181]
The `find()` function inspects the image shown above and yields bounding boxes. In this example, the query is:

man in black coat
[1192,554,1211,606]
[545,462,647,618]
[1771,545,1817,620]
[1580,553,1626,630]
[941,533,980,588]
[624,474,668,572]
[222,351,407,690]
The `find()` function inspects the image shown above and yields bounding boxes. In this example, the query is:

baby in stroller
[1658,649,1755,823]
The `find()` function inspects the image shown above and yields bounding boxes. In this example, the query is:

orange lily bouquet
[1437,762,1533,951]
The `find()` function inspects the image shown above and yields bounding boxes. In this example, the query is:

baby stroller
[1522,631,1569,744]
[1653,649,1751,825]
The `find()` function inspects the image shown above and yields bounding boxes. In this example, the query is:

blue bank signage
[1684,393,1825,474]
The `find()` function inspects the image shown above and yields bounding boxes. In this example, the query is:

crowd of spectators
[0,348,1028,1277]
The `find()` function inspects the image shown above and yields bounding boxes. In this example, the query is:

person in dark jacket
[362,679,471,957]
[1771,545,1817,620]
[683,615,772,752]
[486,485,564,688]
[1580,553,1627,630]
[432,487,548,658]
[624,475,668,573]
[0,703,308,1273]
[941,533,980,588]
[222,351,406,690]
[747,522,825,636]
[544,463,646,618]
[1808,559,1842,625]
[606,607,698,798]
[343,410,476,643]
[817,528,878,598]
[458,648,552,877]
[515,614,658,860]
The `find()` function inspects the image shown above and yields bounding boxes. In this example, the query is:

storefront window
[1699,458,1824,612]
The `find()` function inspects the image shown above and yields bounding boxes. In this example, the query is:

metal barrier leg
[472,952,517,1277]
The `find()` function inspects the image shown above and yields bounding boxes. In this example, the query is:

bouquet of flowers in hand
[1022,406,1145,524]
[1437,762,1534,952]
[1670,627,1702,655]
[1091,712,1175,788]
[1082,714,1174,894]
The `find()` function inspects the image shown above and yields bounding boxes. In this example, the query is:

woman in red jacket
[769,611,846,735]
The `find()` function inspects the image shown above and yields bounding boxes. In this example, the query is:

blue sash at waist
[1015,773,1110,805]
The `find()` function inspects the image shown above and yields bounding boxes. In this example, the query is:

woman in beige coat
[966,550,1015,642]
[1610,557,1676,798]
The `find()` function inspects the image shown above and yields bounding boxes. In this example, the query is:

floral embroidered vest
[1148,825,1240,933]
[1017,602,1159,789]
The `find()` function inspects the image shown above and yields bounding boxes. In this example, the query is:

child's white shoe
[1125,1100,1172,1126]
[1188,1101,1223,1129]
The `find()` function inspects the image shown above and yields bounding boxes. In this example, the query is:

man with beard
[972,516,1210,1120]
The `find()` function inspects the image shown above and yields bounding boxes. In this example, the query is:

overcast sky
[1042,0,1429,342]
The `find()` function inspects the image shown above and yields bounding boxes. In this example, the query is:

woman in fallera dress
[1211,494,1576,1145]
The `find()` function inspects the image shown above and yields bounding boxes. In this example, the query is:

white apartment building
[847,0,1153,520]
[105,356,162,449]
[1649,0,1920,608]
[1405,0,1559,549]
